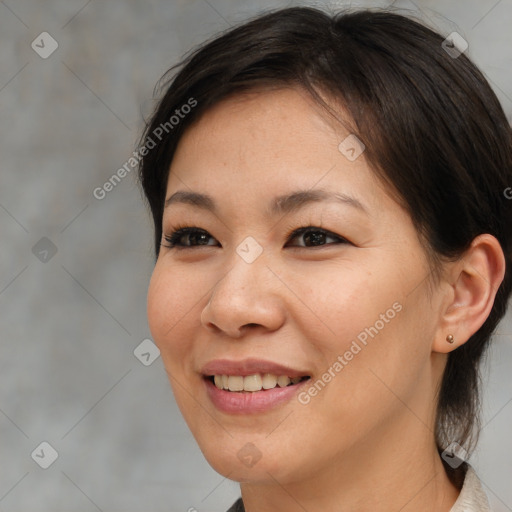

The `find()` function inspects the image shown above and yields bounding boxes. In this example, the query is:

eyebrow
[164,189,368,216]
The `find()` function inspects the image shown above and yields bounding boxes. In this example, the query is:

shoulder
[450,465,492,512]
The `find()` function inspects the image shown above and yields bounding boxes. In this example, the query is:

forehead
[165,87,390,216]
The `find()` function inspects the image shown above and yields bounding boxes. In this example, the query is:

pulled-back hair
[138,6,512,468]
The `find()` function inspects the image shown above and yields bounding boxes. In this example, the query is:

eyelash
[161,224,350,250]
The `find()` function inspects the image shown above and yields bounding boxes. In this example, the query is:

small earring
[446,334,455,344]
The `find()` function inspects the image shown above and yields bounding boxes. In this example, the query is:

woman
[138,7,511,511]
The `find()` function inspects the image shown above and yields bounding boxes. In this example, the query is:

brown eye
[163,228,219,249]
[285,227,349,247]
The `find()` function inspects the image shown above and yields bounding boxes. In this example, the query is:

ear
[433,234,506,354]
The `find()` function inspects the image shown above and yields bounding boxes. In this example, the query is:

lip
[200,358,311,414]
[203,376,310,414]
[200,358,309,379]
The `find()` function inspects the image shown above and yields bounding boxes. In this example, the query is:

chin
[198,436,286,483]
[203,450,265,481]
[211,454,318,488]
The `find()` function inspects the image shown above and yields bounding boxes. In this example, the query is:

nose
[200,254,286,338]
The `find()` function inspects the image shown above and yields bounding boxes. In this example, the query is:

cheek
[293,261,396,353]
[147,263,201,366]
[296,258,432,407]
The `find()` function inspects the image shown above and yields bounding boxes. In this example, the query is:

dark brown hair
[138,6,512,465]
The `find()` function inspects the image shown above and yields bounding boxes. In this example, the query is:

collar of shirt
[450,465,491,512]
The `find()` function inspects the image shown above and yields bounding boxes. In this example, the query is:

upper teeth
[213,374,303,392]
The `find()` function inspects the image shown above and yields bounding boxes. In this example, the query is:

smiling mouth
[206,374,311,392]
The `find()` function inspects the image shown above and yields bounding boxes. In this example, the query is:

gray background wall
[0,1,511,511]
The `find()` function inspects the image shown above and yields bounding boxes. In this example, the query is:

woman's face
[147,87,447,484]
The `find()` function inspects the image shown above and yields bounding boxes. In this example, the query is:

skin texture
[147,87,505,512]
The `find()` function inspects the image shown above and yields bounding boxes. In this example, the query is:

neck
[239,415,461,512]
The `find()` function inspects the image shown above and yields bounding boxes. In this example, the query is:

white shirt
[450,466,491,511]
